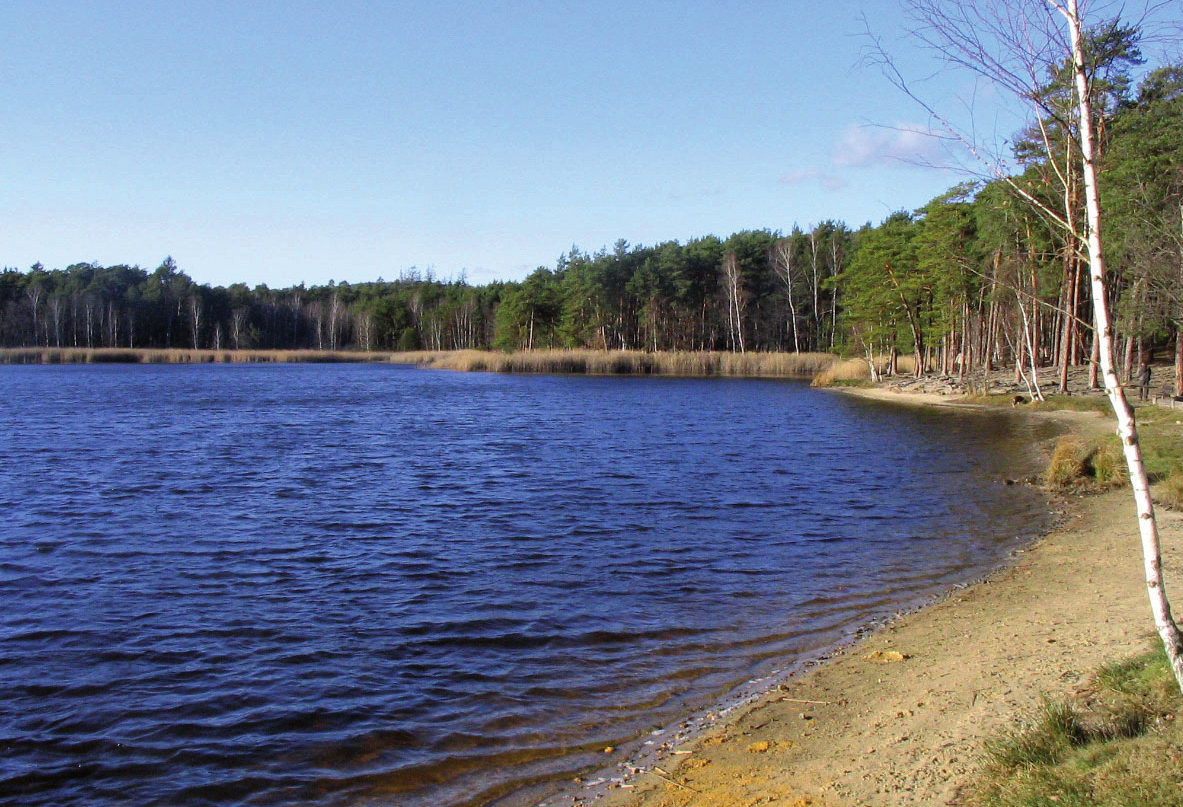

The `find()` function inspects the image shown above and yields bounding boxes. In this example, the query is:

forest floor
[553,382,1182,807]
[863,362,1175,403]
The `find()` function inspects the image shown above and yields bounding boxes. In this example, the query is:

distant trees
[0,263,501,353]
[1,49,1179,371]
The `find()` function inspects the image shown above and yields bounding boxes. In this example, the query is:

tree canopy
[4,50,1181,390]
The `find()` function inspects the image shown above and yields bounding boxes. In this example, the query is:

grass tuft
[982,696,1088,770]
[1044,436,1128,492]
[1089,442,1128,487]
[1046,437,1089,488]
[968,647,1183,807]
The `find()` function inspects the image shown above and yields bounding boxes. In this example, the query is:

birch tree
[886,0,1183,693]
[771,235,803,353]
[1059,0,1183,691]
[721,251,747,353]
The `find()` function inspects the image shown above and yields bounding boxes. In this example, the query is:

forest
[2,28,1180,394]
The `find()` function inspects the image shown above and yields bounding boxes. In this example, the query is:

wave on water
[0,365,1056,806]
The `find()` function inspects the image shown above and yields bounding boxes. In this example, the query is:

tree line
[2,36,1179,393]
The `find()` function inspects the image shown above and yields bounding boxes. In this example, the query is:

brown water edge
[485,622,918,807]
[499,562,1065,807]
[577,482,1173,807]
[479,395,1077,807]
[569,391,1138,807]
[401,609,928,807]
[473,620,910,807]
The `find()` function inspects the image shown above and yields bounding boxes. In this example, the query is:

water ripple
[0,365,1057,807]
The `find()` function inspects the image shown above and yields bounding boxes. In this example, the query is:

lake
[0,363,1056,806]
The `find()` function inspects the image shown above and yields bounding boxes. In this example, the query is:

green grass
[1130,405,1183,483]
[967,648,1183,807]
[1156,469,1183,510]
[970,383,1183,495]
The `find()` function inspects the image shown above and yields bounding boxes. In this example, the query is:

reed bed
[2,346,840,380]
[810,357,872,386]
[0,347,398,364]
[409,349,837,378]
[809,354,919,386]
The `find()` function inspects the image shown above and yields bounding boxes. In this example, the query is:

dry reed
[409,349,837,378]
[0,348,398,364]
[2,346,840,380]
[810,357,871,386]
[810,354,919,387]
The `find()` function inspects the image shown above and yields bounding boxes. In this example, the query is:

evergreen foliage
[3,51,1180,371]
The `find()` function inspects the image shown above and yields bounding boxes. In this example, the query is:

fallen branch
[652,767,701,793]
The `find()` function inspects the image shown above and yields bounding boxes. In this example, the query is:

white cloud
[832,123,948,169]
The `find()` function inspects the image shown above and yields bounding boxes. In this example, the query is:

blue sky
[0,1,1048,287]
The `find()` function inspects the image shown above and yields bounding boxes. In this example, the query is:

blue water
[0,364,1054,806]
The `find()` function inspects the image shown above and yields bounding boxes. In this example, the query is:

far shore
[553,389,1176,807]
[0,347,835,377]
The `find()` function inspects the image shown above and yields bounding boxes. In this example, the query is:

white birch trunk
[1059,0,1183,692]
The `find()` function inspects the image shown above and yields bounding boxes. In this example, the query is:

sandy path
[560,397,1181,807]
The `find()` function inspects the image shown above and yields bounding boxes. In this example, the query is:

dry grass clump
[1156,468,1183,510]
[967,648,1181,807]
[1046,437,1089,487]
[1044,436,1128,491]
[414,350,837,378]
[0,347,398,364]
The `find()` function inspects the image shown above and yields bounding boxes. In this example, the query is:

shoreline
[548,390,1173,807]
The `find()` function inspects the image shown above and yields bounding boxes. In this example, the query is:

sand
[560,391,1182,807]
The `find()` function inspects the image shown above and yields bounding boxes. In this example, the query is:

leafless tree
[771,238,802,353]
[231,307,248,350]
[721,251,747,354]
[189,296,204,350]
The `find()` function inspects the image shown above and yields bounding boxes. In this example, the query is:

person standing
[1139,361,1152,401]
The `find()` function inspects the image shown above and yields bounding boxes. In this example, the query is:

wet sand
[560,391,1179,807]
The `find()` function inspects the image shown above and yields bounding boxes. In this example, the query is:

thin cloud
[779,169,847,191]
[832,123,949,169]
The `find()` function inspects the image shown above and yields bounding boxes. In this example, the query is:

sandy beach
[565,391,1181,807]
